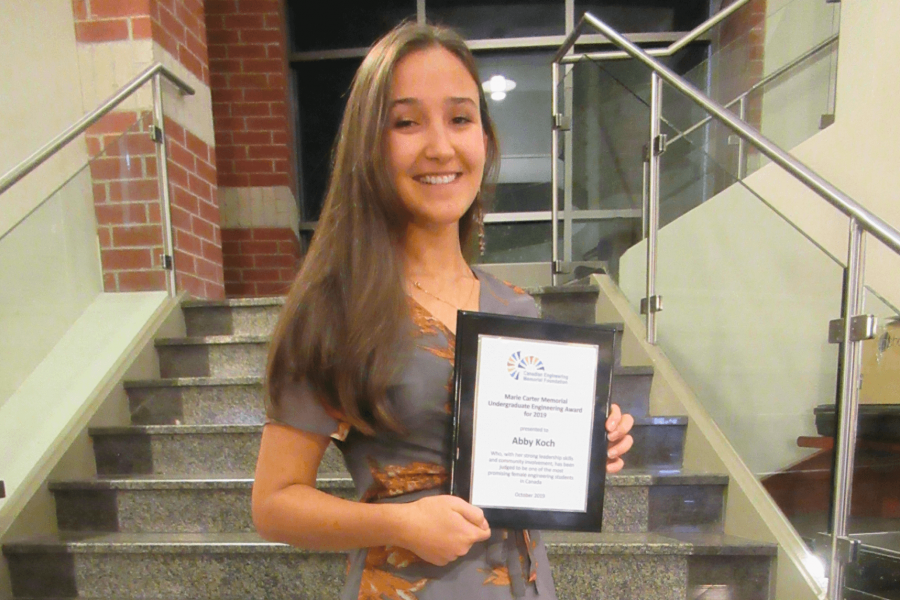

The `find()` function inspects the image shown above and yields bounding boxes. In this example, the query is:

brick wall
[207,0,301,298]
[88,111,167,292]
[166,117,225,298]
[222,227,301,296]
[73,0,152,43]
[73,0,225,298]
[206,0,293,189]
[73,0,209,83]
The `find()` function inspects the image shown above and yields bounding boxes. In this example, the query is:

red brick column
[206,0,301,298]
[72,0,225,298]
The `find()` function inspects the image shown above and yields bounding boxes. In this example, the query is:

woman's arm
[252,421,492,565]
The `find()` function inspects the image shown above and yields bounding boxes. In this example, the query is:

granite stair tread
[49,468,728,490]
[125,366,650,387]
[181,297,285,308]
[90,416,686,436]
[124,376,263,389]
[154,335,269,346]
[4,531,774,556]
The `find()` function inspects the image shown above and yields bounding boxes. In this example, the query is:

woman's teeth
[419,174,458,185]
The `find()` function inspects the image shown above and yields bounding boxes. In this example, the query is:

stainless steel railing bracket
[828,315,878,344]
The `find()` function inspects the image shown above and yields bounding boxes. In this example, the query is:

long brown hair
[267,22,500,435]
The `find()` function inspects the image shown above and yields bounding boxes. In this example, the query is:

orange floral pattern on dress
[407,297,456,366]
[480,566,512,586]
[502,280,528,296]
[362,458,448,502]
[522,530,538,583]
[366,545,423,570]
[357,566,427,600]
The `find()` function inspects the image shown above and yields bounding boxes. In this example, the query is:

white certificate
[469,335,599,512]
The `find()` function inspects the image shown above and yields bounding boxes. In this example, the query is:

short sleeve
[267,379,350,441]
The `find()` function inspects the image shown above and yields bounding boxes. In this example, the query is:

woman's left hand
[605,403,634,474]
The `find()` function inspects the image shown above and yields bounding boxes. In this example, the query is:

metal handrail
[0,62,194,297]
[0,63,194,197]
[567,12,900,256]
[667,33,839,147]
[556,0,751,64]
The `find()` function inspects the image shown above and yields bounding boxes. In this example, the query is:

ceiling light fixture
[482,75,516,101]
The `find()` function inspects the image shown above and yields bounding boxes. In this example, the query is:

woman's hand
[606,403,634,474]
[394,495,491,566]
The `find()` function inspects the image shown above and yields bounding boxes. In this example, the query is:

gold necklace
[411,274,478,310]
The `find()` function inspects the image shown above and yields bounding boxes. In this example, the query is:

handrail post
[152,73,177,297]
[737,96,747,179]
[551,61,561,286]
[645,73,663,344]
[827,218,867,600]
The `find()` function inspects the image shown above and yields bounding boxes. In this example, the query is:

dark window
[295,58,361,220]
[475,51,553,213]
[287,0,417,52]
[573,0,708,33]
[427,0,565,39]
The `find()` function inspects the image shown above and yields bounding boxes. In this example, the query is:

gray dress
[268,268,558,600]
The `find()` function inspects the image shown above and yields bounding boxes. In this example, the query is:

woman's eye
[394,118,416,128]
[452,115,474,125]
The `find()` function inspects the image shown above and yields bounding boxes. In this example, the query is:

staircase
[3,289,777,600]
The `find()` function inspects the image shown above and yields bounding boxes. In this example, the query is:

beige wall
[619,0,900,474]
[0,0,88,235]
[0,0,104,408]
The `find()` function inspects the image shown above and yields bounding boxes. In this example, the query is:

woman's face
[385,46,488,231]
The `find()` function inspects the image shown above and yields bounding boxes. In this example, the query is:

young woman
[252,22,634,600]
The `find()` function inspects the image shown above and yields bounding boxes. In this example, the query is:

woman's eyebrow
[389,98,419,108]
[389,97,478,108]
[448,97,477,107]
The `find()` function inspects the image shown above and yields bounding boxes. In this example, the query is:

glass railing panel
[564,56,649,283]
[0,114,167,408]
[841,271,900,597]
[618,123,847,553]
[87,113,168,293]
[666,0,840,177]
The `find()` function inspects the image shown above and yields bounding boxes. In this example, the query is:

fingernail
[610,421,618,430]
[608,450,617,459]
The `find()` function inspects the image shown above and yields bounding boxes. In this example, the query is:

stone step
[91,416,685,477]
[155,336,268,379]
[49,470,726,535]
[181,297,285,337]
[125,377,264,425]
[124,367,655,426]
[3,531,776,600]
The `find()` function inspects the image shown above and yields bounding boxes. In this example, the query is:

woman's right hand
[394,495,491,566]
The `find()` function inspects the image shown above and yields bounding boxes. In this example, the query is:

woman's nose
[423,122,454,160]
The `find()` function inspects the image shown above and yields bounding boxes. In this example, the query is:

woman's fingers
[606,403,622,432]
[608,433,633,461]
[606,409,635,443]
[451,496,490,530]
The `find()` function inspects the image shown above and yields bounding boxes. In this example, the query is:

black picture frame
[450,310,620,531]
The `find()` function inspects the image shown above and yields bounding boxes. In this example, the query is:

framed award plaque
[450,311,620,532]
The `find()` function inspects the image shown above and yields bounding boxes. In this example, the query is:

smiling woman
[253,21,633,600]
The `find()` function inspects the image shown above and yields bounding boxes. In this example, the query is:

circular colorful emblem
[507,351,545,380]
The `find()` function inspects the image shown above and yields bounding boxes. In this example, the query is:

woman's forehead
[389,46,479,102]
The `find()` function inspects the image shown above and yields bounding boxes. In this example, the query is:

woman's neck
[401,222,470,281]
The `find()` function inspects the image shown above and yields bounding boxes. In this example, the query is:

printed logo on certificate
[450,311,619,532]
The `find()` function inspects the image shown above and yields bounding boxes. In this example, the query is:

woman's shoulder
[473,267,539,318]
